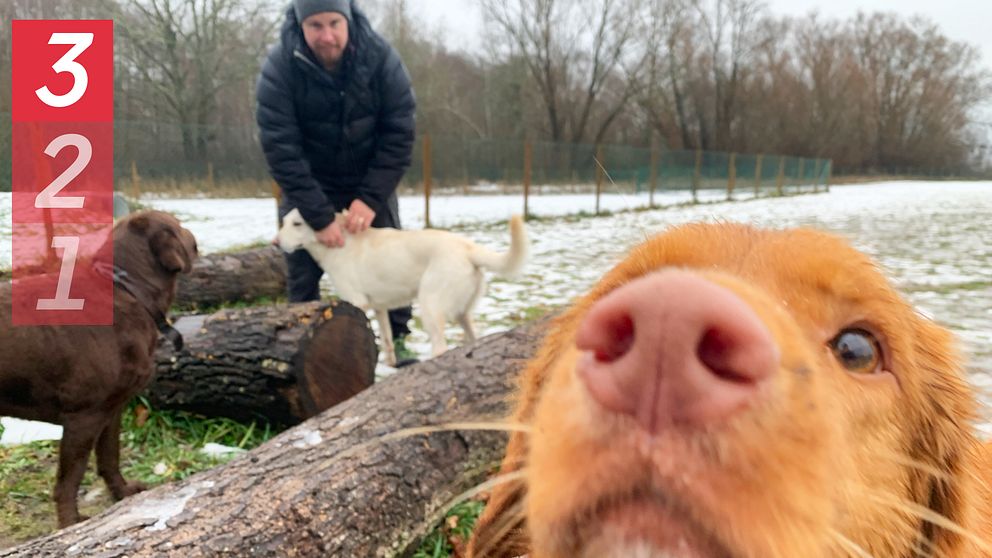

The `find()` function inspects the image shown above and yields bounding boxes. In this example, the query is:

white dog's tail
[468,215,529,277]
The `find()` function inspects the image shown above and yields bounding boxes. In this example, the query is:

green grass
[412,499,486,558]
[0,398,275,548]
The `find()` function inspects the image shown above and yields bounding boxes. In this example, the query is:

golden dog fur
[468,222,992,558]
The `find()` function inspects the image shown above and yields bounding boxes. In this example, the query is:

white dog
[277,208,528,366]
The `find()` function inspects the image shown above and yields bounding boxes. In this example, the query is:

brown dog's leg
[96,407,146,500]
[54,414,104,527]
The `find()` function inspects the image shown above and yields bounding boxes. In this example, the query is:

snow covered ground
[1,180,990,443]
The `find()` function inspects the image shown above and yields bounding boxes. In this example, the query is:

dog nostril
[697,326,776,385]
[577,311,635,364]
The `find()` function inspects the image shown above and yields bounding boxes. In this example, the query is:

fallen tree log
[0,319,548,558]
[174,245,287,311]
[148,300,377,425]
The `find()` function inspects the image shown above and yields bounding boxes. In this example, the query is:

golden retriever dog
[468,222,992,557]
[277,208,528,366]
[0,211,197,527]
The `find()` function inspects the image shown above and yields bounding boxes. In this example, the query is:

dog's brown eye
[829,329,882,374]
[292,221,302,227]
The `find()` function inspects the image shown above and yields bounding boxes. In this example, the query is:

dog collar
[92,261,184,351]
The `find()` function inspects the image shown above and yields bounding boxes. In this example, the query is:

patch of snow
[291,429,322,448]
[0,417,62,446]
[199,443,247,457]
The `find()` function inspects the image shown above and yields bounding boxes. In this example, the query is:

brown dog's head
[471,223,985,558]
[111,210,198,283]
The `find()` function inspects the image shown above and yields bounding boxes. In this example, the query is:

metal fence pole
[423,134,432,229]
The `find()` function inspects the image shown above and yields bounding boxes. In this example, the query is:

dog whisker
[312,421,531,476]
[473,498,527,558]
[863,489,992,553]
[593,155,651,245]
[828,528,878,558]
[865,449,953,483]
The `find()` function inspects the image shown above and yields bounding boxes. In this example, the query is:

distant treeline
[1,0,989,192]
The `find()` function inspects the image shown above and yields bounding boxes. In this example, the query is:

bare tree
[115,0,276,162]
[479,0,648,144]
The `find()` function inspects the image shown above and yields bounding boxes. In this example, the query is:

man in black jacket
[257,0,418,365]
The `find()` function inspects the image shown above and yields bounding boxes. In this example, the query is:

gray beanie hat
[294,0,352,23]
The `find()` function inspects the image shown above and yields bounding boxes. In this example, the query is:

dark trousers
[280,194,412,339]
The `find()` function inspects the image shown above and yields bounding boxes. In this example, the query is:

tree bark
[0,320,548,558]
[174,246,287,311]
[148,300,377,425]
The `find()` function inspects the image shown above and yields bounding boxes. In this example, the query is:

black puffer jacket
[256,3,416,231]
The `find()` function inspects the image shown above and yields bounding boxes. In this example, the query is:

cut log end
[149,300,377,425]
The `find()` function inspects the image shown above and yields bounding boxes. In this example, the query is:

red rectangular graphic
[11,222,115,325]
[11,20,114,122]
[11,20,115,326]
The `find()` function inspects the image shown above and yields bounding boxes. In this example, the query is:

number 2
[35,32,93,108]
[34,133,90,209]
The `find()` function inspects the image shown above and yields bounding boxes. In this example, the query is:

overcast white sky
[402,0,992,73]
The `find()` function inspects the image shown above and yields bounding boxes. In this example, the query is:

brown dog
[469,223,992,557]
[0,211,197,527]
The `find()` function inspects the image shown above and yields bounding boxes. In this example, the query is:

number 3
[35,32,94,108]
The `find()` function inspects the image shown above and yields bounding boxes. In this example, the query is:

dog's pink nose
[576,270,778,431]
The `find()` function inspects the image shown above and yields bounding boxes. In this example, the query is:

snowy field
[1,181,991,442]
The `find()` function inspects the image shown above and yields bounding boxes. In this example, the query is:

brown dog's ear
[912,324,977,556]
[128,214,151,234]
[149,228,191,273]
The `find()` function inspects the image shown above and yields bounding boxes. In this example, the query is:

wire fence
[1,116,835,224]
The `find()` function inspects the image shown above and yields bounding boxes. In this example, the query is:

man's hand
[344,199,376,234]
[315,221,346,248]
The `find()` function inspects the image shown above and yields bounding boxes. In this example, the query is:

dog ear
[912,323,977,556]
[127,214,151,234]
[149,228,191,273]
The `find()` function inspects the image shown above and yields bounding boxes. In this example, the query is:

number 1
[36,236,85,311]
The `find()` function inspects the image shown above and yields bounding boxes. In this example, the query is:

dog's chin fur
[579,538,706,558]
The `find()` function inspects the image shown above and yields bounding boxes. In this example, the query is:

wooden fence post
[754,154,763,198]
[649,139,659,209]
[776,156,786,196]
[812,160,821,193]
[727,152,737,201]
[523,140,532,221]
[796,158,805,194]
[595,144,604,215]
[692,149,702,203]
[423,134,432,229]
[130,160,141,200]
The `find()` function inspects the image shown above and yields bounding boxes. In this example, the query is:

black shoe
[393,336,419,368]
